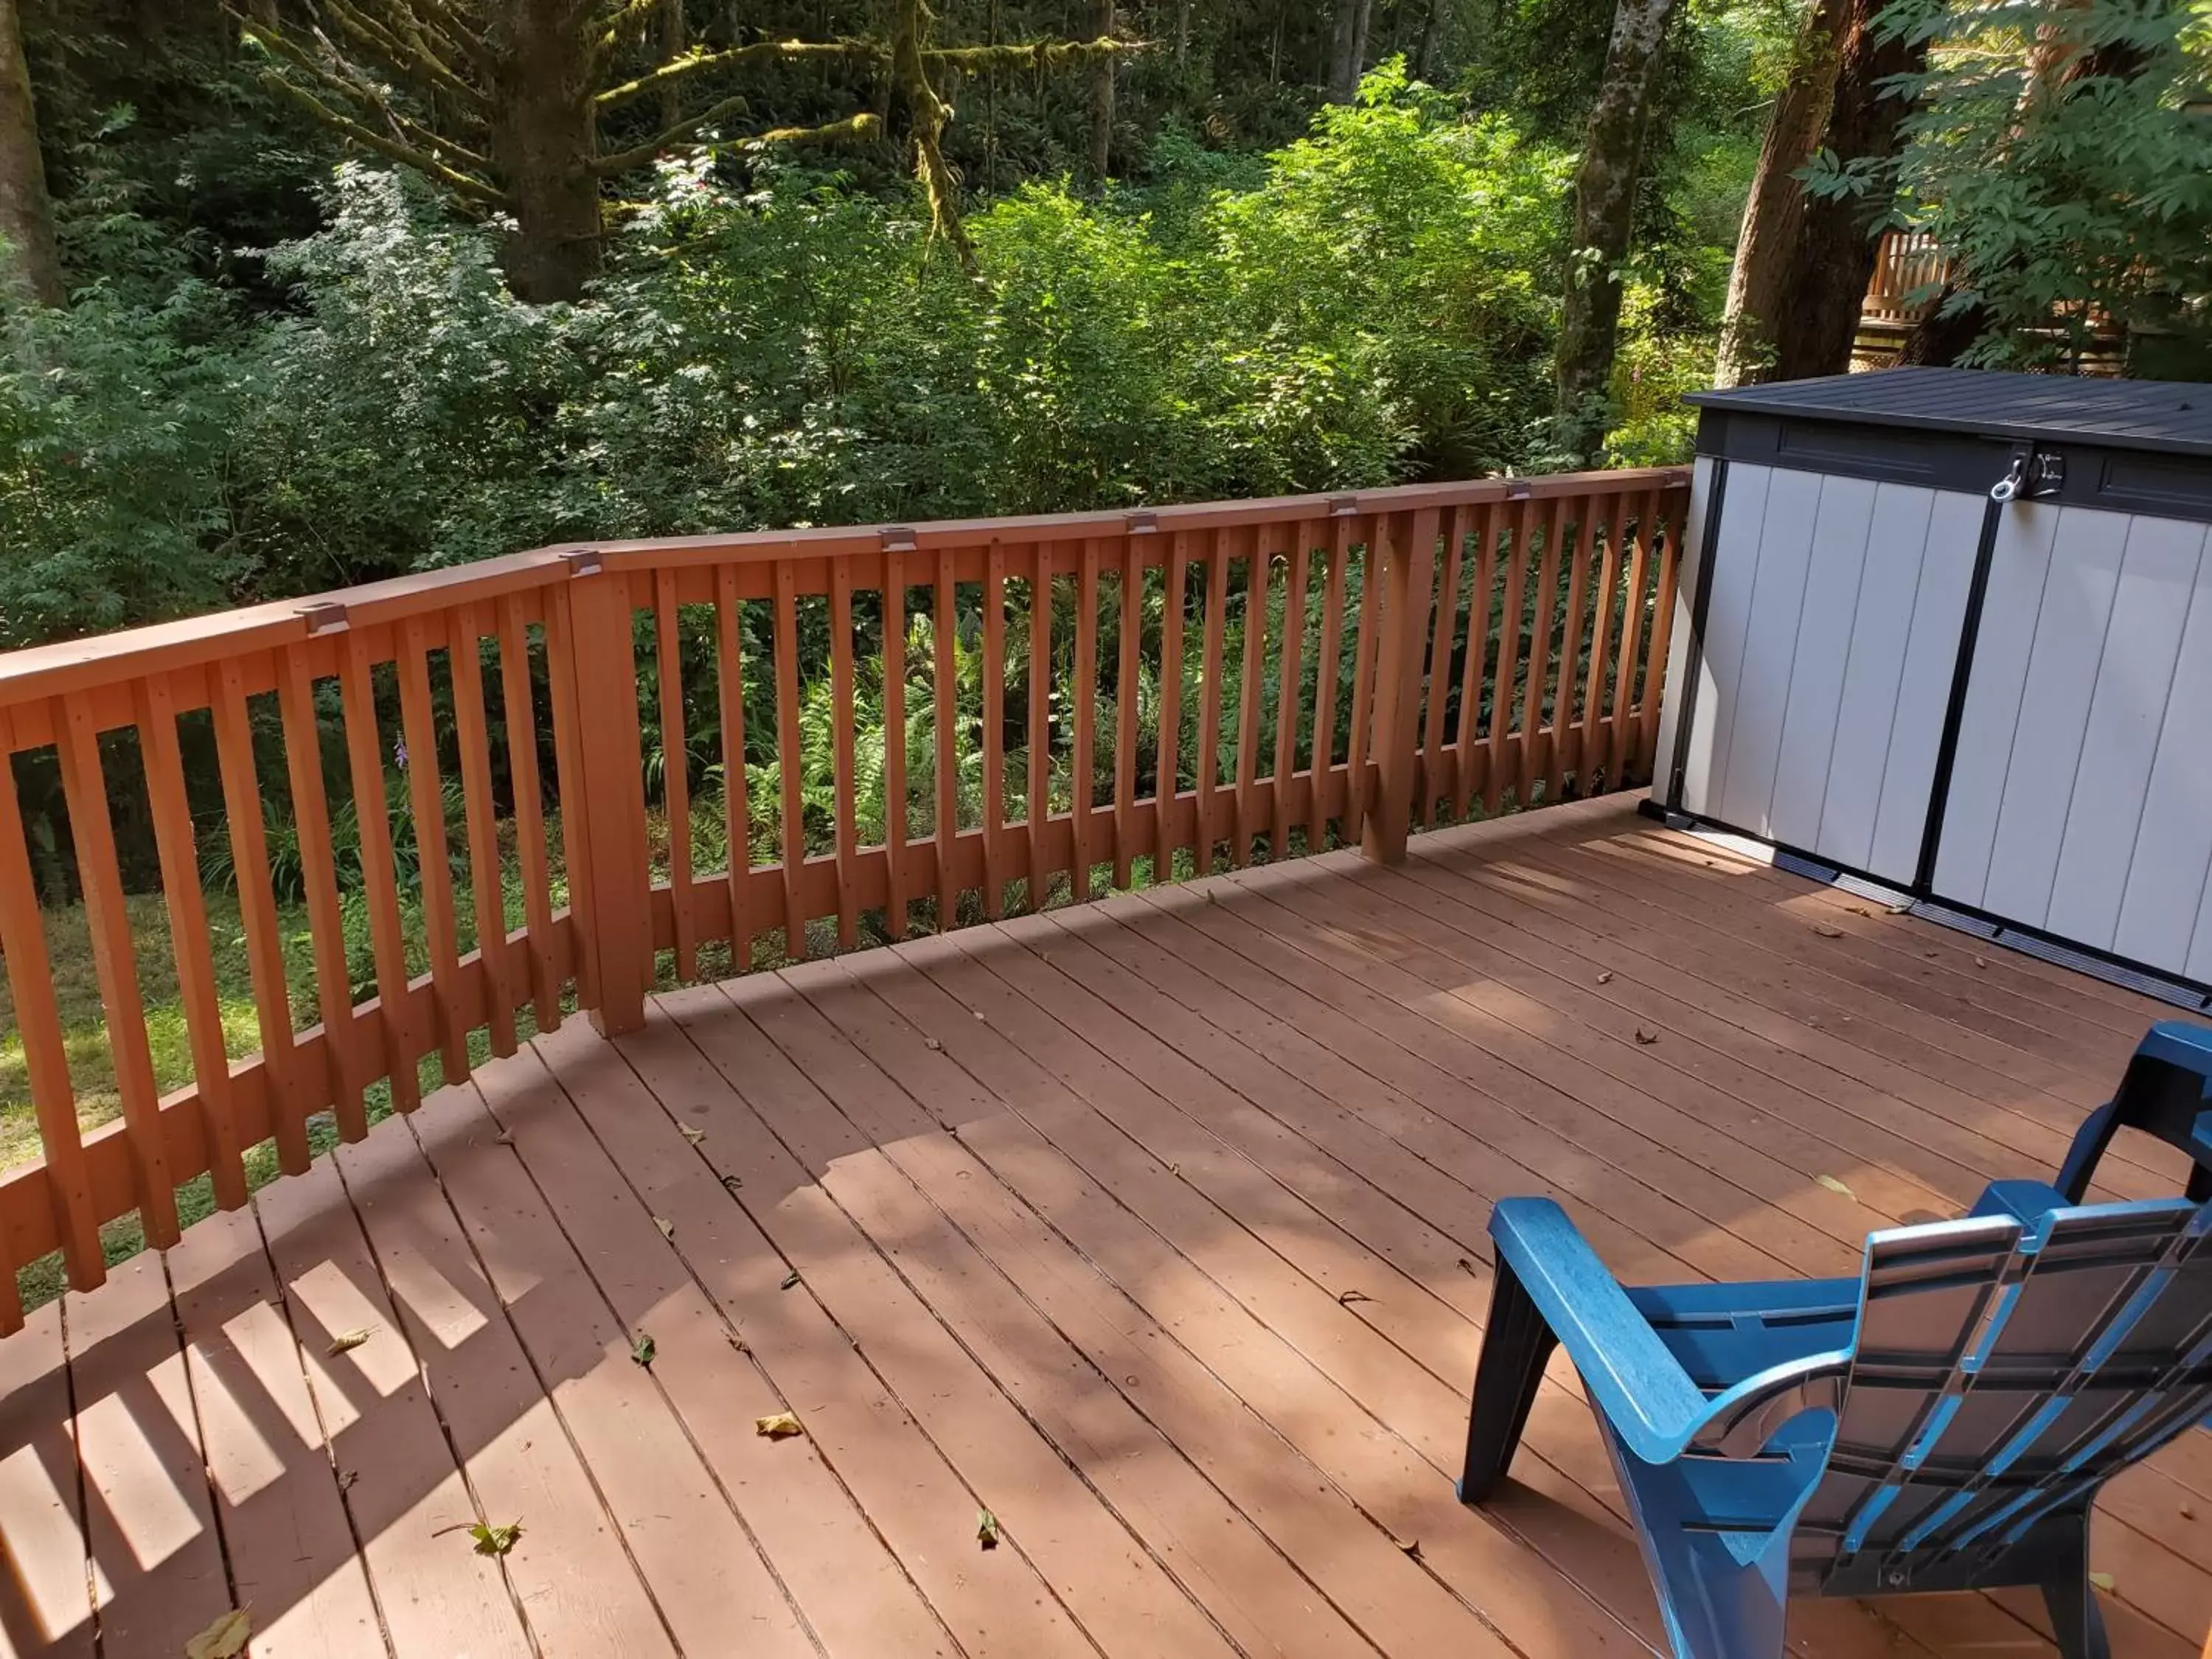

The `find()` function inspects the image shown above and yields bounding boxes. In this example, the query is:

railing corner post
[1361,506,1440,867]
[561,565,653,1037]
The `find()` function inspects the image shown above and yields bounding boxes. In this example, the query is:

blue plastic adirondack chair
[1457,1020,2212,1659]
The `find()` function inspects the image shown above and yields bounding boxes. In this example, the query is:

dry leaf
[184,1608,252,1659]
[653,1216,675,1241]
[680,1126,707,1147]
[1973,955,1990,969]
[976,1508,1001,1549]
[729,1334,750,1355]
[1846,905,1872,917]
[470,1520,522,1557]
[493,1130,515,1146]
[923,1037,944,1051]
[972,1009,986,1021]
[1887,903,1914,917]
[630,1331,655,1368]
[1337,1289,1373,1306]
[1812,923,1845,939]
[1455,1256,1481,1277]
[1595,970,1613,985]
[756,1411,804,1440]
[2180,1503,2197,1521]
[336,1469,358,1493]
[327,1326,374,1357]
[1394,1537,1422,1559]
[1633,1029,1660,1046]
[722,1174,743,1193]
[1815,1174,1858,1202]
[781,1269,801,1290]
[2089,1571,2115,1593]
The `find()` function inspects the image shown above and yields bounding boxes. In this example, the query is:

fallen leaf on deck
[729,1334,750,1354]
[1455,1257,1481,1277]
[972,1009,986,1021]
[757,1411,804,1440]
[1394,1537,1422,1559]
[653,1216,675,1241]
[722,1174,743,1192]
[1596,971,1613,985]
[976,1508,1001,1549]
[337,1469,358,1492]
[1888,904,1914,917]
[923,1037,944,1051]
[1812,924,1846,939]
[1634,1029,1660,1046]
[327,1327,375,1357]
[184,1608,252,1659]
[781,1269,801,1290]
[470,1520,523,1557]
[630,1332,655,1367]
[680,1126,707,1146]
[1846,905,1872,917]
[2089,1571,2115,1593]
[1973,955,1990,969]
[2180,1503,2196,1521]
[1337,1289,1373,1306]
[493,1130,515,1145]
[1815,1175,1857,1201]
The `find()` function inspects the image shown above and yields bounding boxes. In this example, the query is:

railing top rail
[0,468,1687,716]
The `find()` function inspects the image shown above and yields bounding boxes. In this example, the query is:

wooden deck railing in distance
[0,467,1687,1328]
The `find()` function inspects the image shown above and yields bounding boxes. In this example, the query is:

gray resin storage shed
[1650,367,2212,1005]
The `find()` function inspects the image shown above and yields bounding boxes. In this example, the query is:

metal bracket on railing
[880,526,918,552]
[1329,495,1360,518]
[1126,510,1158,535]
[1663,473,1691,490]
[563,547,605,577]
[297,602,349,636]
[1506,478,1532,500]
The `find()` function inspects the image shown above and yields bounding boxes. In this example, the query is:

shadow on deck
[3,796,2205,1659]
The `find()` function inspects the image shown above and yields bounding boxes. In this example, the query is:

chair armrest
[2056,1021,2212,1204]
[1489,1197,1711,1467]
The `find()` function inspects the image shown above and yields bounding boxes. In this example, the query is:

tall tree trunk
[1175,0,1191,68]
[1554,0,1676,462]
[1767,0,1929,380]
[1087,0,1115,180]
[0,0,63,306]
[1328,0,1374,101]
[657,0,687,133]
[1712,0,1848,386]
[488,2,601,303]
[1416,0,1456,80]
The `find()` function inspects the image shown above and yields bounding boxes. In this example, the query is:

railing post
[560,561,653,1037]
[1361,507,1440,866]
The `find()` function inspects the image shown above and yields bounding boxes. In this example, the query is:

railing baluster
[1421,507,1463,827]
[1197,532,1229,874]
[1517,497,1567,808]
[1026,544,1051,909]
[136,677,251,1205]
[829,557,858,950]
[1344,526,1378,844]
[1580,491,1630,795]
[1486,496,1535,815]
[1270,532,1309,858]
[396,621,467,1085]
[56,695,180,1243]
[878,555,906,941]
[713,567,753,969]
[1233,529,1266,868]
[498,595,562,1027]
[275,647,371,1135]
[1154,535,1188,881]
[1454,501,1499,819]
[212,659,313,1172]
[1550,498,1599,801]
[1310,516,1351,847]
[338,635,423,1110]
[1362,509,1441,864]
[774,560,807,959]
[1115,539,1141,887]
[0,712,100,1293]
[448,608,520,1055]
[543,586,600,1012]
[983,548,1007,919]
[1072,541,1100,900]
[1609,490,1656,790]
[933,549,959,927]
[655,570,698,978]
[561,570,653,1034]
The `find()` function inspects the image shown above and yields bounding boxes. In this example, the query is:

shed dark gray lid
[1686,367,2212,459]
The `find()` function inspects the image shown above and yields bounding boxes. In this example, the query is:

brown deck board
[17,795,2209,1658]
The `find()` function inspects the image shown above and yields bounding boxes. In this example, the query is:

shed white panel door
[1935,503,2212,981]
[1674,464,1978,886]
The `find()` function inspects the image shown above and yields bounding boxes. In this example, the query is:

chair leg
[1458,1256,1558,1503]
[2036,1511,2112,1659]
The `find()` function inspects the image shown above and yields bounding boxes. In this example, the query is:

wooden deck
[5,794,2206,1659]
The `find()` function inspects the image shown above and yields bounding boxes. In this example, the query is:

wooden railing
[1863,230,1952,327]
[0,468,1688,1327]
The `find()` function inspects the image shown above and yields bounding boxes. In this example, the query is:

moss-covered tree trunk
[1087,0,1115,178]
[0,0,63,306]
[487,0,602,303]
[1329,0,1374,102]
[1554,0,1676,462]
[1768,0,1927,380]
[1713,0,1847,387]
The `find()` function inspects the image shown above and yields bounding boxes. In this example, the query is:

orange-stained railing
[0,468,1688,1327]
[1863,230,1952,327]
